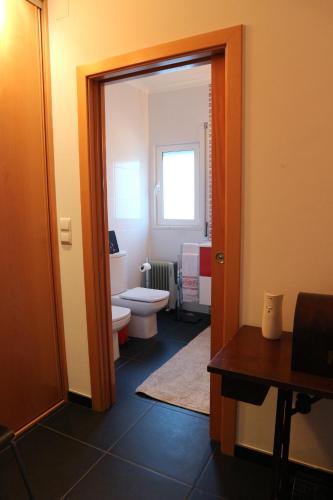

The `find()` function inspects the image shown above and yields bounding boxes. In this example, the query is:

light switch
[59,217,71,231]
[60,217,72,245]
[60,230,72,245]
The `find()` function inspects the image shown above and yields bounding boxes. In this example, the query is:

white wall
[149,85,209,262]
[105,83,150,289]
[48,0,333,471]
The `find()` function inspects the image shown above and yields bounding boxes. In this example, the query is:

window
[155,143,201,227]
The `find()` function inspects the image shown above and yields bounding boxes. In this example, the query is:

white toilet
[110,251,169,338]
[111,305,131,360]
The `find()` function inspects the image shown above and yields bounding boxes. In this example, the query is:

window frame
[154,142,202,229]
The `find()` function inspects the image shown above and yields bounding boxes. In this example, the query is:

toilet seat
[119,287,169,303]
[112,291,169,318]
[112,305,131,331]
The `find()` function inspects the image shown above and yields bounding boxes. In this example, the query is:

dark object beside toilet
[292,292,333,378]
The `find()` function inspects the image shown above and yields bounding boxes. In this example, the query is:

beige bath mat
[136,327,210,414]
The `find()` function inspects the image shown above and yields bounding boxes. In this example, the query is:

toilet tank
[109,251,128,295]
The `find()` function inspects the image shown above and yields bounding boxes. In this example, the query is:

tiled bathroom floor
[0,311,272,500]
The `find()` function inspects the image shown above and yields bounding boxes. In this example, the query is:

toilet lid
[112,305,131,321]
[119,287,169,303]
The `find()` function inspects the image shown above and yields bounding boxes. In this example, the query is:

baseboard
[16,400,65,437]
[235,445,333,486]
[68,391,92,408]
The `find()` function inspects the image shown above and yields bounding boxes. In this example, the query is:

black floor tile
[134,337,187,371]
[155,311,180,333]
[291,473,333,500]
[196,450,271,500]
[0,309,213,500]
[0,427,102,500]
[119,337,156,359]
[0,446,31,500]
[116,359,156,401]
[115,311,210,405]
[115,310,210,405]
[115,356,130,370]
[189,489,224,499]
[65,453,190,500]
[157,312,211,343]
[111,405,213,485]
[42,399,152,450]
[155,401,209,420]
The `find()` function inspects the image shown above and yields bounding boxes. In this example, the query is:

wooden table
[208,325,333,500]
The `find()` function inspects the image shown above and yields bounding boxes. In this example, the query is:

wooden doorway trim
[40,0,69,401]
[77,26,242,452]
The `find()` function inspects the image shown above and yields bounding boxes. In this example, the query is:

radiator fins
[142,261,177,310]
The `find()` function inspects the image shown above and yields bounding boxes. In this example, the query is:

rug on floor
[136,327,210,414]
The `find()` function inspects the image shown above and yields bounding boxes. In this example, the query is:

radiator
[142,260,177,310]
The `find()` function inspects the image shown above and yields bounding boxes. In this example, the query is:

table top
[208,325,333,399]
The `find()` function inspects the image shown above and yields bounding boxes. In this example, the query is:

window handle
[154,184,160,196]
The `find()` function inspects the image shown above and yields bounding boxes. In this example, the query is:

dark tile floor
[0,311,272,500]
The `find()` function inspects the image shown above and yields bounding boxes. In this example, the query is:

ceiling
[114,63,211,94]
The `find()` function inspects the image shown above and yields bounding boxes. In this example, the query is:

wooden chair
[0,425,34,499]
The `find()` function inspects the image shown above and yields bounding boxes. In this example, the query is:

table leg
[271,389,293,500]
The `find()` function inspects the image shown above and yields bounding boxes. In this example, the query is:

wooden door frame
[40,1,68,400]
[77,26,242,453]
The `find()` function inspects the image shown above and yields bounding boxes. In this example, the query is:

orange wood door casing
[210,54,227,440]
[210,48,241,452]
[0,0,63,430]
[76,27,242,451]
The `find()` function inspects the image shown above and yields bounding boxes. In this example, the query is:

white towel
[182,276,199,303]
[182,243,200,255]
[182,253,199,277]
[183,288,199,303]
[182,277,199,289]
